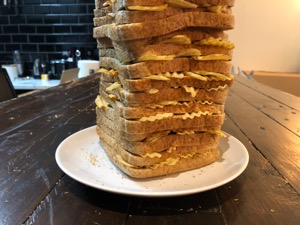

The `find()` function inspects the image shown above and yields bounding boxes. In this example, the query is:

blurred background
[0,0,97,78]
[229,0,300,73]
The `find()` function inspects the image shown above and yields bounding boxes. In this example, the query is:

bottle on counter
[64,49,76,69]
[75,49,81,67]
[13,50,23,77]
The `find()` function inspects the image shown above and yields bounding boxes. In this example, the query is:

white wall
[229,0,300,73]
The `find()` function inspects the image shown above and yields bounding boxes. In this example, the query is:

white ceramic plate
[55,126,249,197]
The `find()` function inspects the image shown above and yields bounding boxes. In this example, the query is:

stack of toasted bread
[93,0,235,178]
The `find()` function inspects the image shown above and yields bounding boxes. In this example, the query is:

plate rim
[55,126,249,197]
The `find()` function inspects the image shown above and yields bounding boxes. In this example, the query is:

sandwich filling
[147,100,214,109]
[115,148,219,169]
[103,0,232,13]
[137,52,231,62]
[138,111,216,122]
[100,68,233,82]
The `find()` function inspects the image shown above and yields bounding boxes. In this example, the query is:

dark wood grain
[25,176,130,225]
[234,75,300,111]
[231,76,300,136]
[23,116,300,225]
[225,84,300,194]
[1,75,300,225]
[221,118,300,225]
[0,75,100,225]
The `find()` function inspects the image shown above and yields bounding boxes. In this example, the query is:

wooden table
[0,75,299,225]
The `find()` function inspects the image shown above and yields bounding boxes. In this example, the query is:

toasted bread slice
[97,27,234,63]
[96,123,221,154]
[93,12,234,41]
[98,95,225,119]
[96,0,167,9]
[96,104,225,134]
[99,57,232,79]
[94,7,233,27]
[97,110,223,142]
[97,125,219,166]
[97,28,230,50]
[96,95,224,119]
[95,0,235,11]
[98,129,221,178]
[99,45,232,63]
[99,81,229,106]
[100,71,234,92]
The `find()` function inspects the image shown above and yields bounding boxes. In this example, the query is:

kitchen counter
[11,77,60,90]
[0,74,299,225]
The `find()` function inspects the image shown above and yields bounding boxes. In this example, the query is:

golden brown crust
[97,111,223,142]
[97,125,219,166]
[96,104,225,134]
[96,124,221,154]
[93,12,234,41]
[97,28,228,49]
[100,73,233,92]
[100,97,225,119]
[99,45,233,64]
[99,81,229,106]
[94,7,233,27]
[99,57,232,79]
[99,131,220,178]
[95,0,235,10]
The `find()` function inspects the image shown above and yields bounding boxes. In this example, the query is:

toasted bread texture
[100,70,234,92]
[96,124,221,154]
[99,45,233,63]
[97,28,230,49]
[99,96,225,119]
[98,127,221,178]
[95,0,235,11]
[96,105,225,134]
[94,7,233,27]
[99,57,232,79]
[99,82,229,106]
[93,12,234,41]
[96,109,223,142]
[93,0,235,179]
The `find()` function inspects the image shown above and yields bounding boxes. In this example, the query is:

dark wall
[0,0,97,76]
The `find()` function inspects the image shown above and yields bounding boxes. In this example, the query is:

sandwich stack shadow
[93,0,235,178]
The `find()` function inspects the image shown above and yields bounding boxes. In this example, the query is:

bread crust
[96,124,221,154]
[99,45,232,63]
[95,0,235,10]
[93,12,234,41]
[100,72,233,91]
[97,125,219,166]
[97,28,229,49]
[99,81,229,106]
[97,111,223,142]
[94,7,233,27]
[96,27,233,63]
[99,131,221,178]
[99,57,232,79]
[101,96,225,119]
[96,104,225,134]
